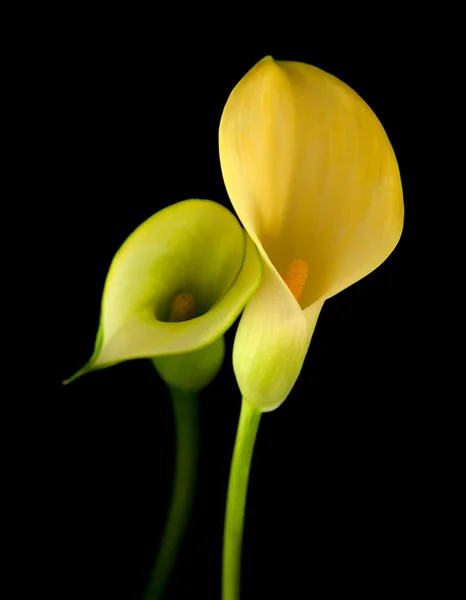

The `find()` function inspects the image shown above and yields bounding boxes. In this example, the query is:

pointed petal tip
[258,55,280,70]
[61,364,90,386]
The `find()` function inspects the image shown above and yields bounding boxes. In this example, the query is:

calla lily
[64,199,262,387]
[63,198,262,600]
[219,56,404,411]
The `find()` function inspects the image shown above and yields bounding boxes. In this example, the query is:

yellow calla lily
[219,56,404,411]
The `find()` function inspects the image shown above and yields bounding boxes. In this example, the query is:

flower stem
[222,400,262,600]
[142,387,199,600]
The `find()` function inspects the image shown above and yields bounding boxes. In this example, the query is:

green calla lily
[64,198,262,387]
[63,198,263,600]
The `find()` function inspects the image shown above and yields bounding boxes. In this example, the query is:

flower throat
[170,292,196,322]
[283,259,308,303]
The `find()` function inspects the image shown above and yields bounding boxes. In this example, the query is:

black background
[38,16,434,600]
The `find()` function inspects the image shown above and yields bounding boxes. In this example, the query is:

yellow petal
[219,56,403,308]
[220,57,403,410]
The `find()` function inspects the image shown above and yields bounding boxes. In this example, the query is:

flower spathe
[64,199,262,385]
[219,57,404,411]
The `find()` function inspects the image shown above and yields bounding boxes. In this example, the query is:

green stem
[143,387,199,600]
[222,400,262,600]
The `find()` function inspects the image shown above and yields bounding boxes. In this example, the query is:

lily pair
[65,56,403,599]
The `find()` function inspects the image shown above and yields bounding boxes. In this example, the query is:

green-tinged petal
[233,261,322,412]
[65,199,262,382]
